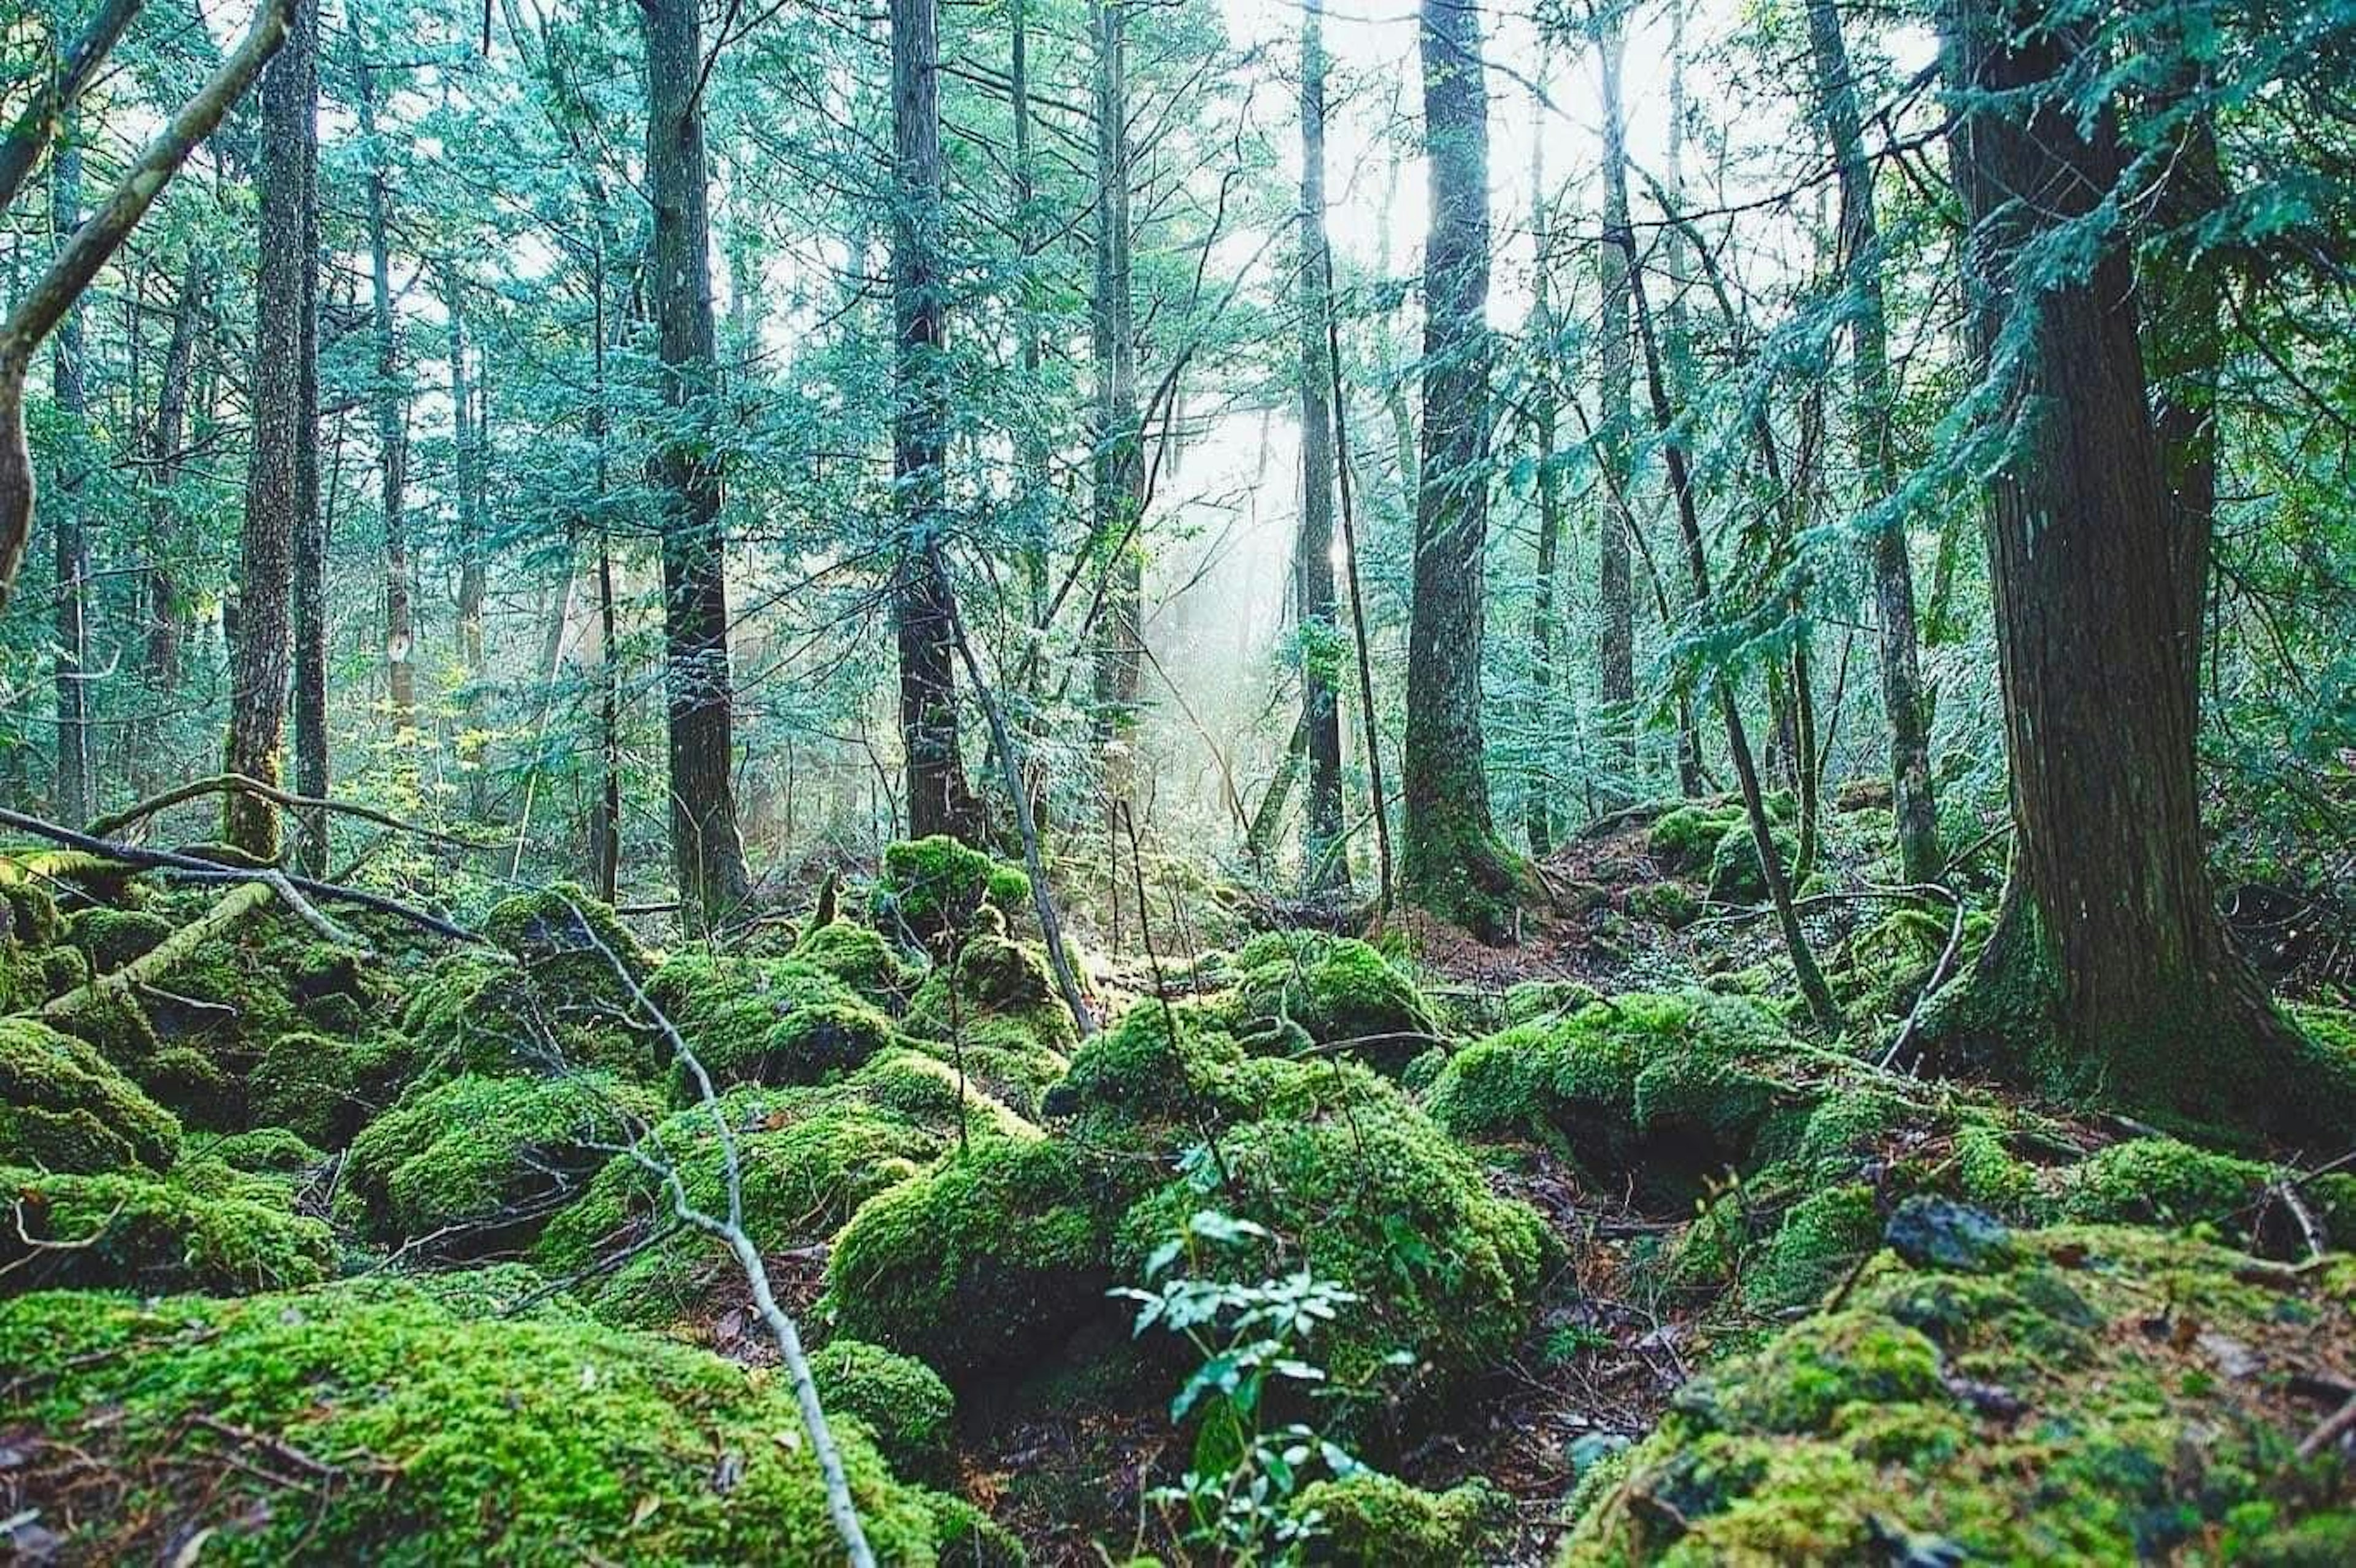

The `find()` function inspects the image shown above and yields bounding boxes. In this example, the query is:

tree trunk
[1594,21,1637,785]
[354,50,414,730]
[1088,0,1144,795]
[1805,0,1938,885]
[1930,0,2320,1136]
[642,0,752,928]
[1296,0,1347,891]
[290,31,325,875]
[1399,0,1522,941]
[890,0,980,844]
[223,0,315,861]
[447,278,489,820]
[139,253,207,780]
[1523,77,1560,858]
[48,117,91,824]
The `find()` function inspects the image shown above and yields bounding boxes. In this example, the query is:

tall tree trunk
[1295,0,1347,891]
[447,279,489,820]
[48,115,91,824]
[1088,0,1144,923]
[890,0,980,844]
[223,0,315,860]
[1523,73,1560,859]
[1930,0,2319,1135]
[290,37,325,874]
[1593,18,1636,785]
[1805,0,1939,885]
[354,50,414,730]
[1400,0,1522,941]
[139,253,207,781]
[642,0,752,926]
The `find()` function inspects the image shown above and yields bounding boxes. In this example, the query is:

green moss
[2055,1136,2354,1245]
[1645,804,1744,875]
[1114,1086,1551,1432]
[849,1047,1044,1142]
[1628,882,1701,928]
[1503,978,1603,1026]
[0,1164,332,1294]
[873,836,1028,947]
[1288,1472,1510,1566]
[1042,999,1248,1129]
[1741,1184,1882,1312]
[66,906,173,970]
[791,920,914,1009]
[1225,934,1441,1070]
[826,1135,1116,1380]
[533,1086,937,1326]
[1706,821,1802,904]
[810,1337,957,1480]
[483,882,647,980]
[247,1028,417,1148]
[0,1016,180,1174]
[344,1072,659,1250]
[204,1126,325,1176]
[0,1286,958,1561]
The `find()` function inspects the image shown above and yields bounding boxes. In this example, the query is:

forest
[0,0,2352,1559]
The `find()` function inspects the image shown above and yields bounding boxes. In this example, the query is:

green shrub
[0,1016,180,1174]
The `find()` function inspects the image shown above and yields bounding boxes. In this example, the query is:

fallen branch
[0,805,483,945]
[2295,1392,2356,1463]
[86,772,499,851]
[38,878,277,1023]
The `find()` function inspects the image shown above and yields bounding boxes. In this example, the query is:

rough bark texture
[139,255,207,769]
[1523,80,1560,858]
[1931,0,2327,1136]
[447,280,489,821]
[290,26,325,875]
[890,0,980,844]
[1805,0,1939,886]
[1593,19,1636,782]
[49,120,91,825]
[355,52,413,728]
[1087,0,1144,783]
[1400,0,1522,941]
[1295,0,1347,891]
[222,1,314,860]
[643,0,752,928]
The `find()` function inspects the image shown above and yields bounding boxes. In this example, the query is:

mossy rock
[1042,999,1249,1130]
[0,1285,969,1561]
[1503,978,1604,1026]
[1706,820,1803,904]
[872,835,1031,947]
[648,951,874,1092]
[791,920,914,1010]
[1288,1472,1511,1566]
[0,1164,332,1294]
[402,948,653,1082]
[343,1071,660,1251]
[901,937,1077,1104]
[533,1086,939,1327]
[204,1126,325,1177]
[1115,1082,1552,1436]
[2058,1136,2356,1247]
[1645,804,1745,875]
[248,1028,420,1148]
[1225,933,1441,1070]
[810,1336,957,1481]
[849,1047,1045,1143]
[0,1015,180,1174]
[1627,882,1701,928]
[482,882,648,980]
[65,906,172,970]
[1560,1223,2356,1564]
[826,1134,1118,1380]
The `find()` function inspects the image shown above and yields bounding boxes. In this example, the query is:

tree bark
[139,253,207,776]
[1805,0,1939,886]
[1399,0,1522,941]
[1295,0,1347,891]
[223,0,314,861]
[642,0,752,927]
[1523,74,1560,859]
[890,0,980,844]
[48,116,91,825]
[353,49,414,729]
[290,29,325,875]
[1088,0,1144,791]
[1593,17,1636,785]
[1931,0,2320,1135]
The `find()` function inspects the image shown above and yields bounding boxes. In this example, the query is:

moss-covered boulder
[1559,1222,2356,1564]
[899,936,1076,1114]
[0,1016,180,1174]
[826,1134,1117,1380]
[343,1071,658,1251]
[1707,820,1803,904]
[872,835,1030,947]
[0,1164,332,1294]
[792,920,914,1010]
[1646,803,1746,875]
[533,1085,939,1326]
[810,1336,957,1480]
[2059,1136,2356,1247]
[1224,932,1440,1069]
[1289,1472,1511,1566]
[1114,1082,1551,1435]
[65,905,172,970]
[0,1286,972,1561]
[247,1028,419,1148]
[1042,999,1250,1131]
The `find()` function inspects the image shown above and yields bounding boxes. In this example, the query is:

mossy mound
[0,1164,332,1294]
[0,1286,973,1561]
[1289,1472,1512,1566]
[1706,820,1803,904]
[1223,932,1441,1069]
[247,1028,419,1148]
[791,920,914,1010]
[1115,1078,1552,1435]
[1646,803,1747,875]
[825,1134,1118,1380]
[204,1126,325,1177]
[2059,1136,2356,1247]
[872,835,1030,947]
[533,1085,939,1327]
[1560,1219,2356,1564]
[899,936,1076,1114]
[482,882,647,983]
[1042,999,1250,1131]
[342,1071,659,1251]
[1425,991,1792,1193]
[647,950,884,1094]
[0,1016,181,1174]
[809,1336,958,1480]
[65,905,172,970]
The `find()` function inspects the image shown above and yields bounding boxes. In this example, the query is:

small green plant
[1114,1207,1371,1564]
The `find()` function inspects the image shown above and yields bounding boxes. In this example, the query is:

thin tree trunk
[291,38,325,875]
[1296,0,1347,891]
[1399,0,1522,941]
[1593,18,1636,785]
[890,0,980,844]
[447,278,488,820]
[48,116,91,824]
[1930,0,2317,1134]
[1806,0,1938,885]
[642,0,752,927]
[354,49,414,730]
[1524,74,1560,858]
[223,0,315,861]
[1088,0,1144,792]
[139,253,207,780]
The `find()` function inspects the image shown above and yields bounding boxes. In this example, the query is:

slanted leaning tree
[1930,0,2333,1136]
[1399,0,1523,940]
